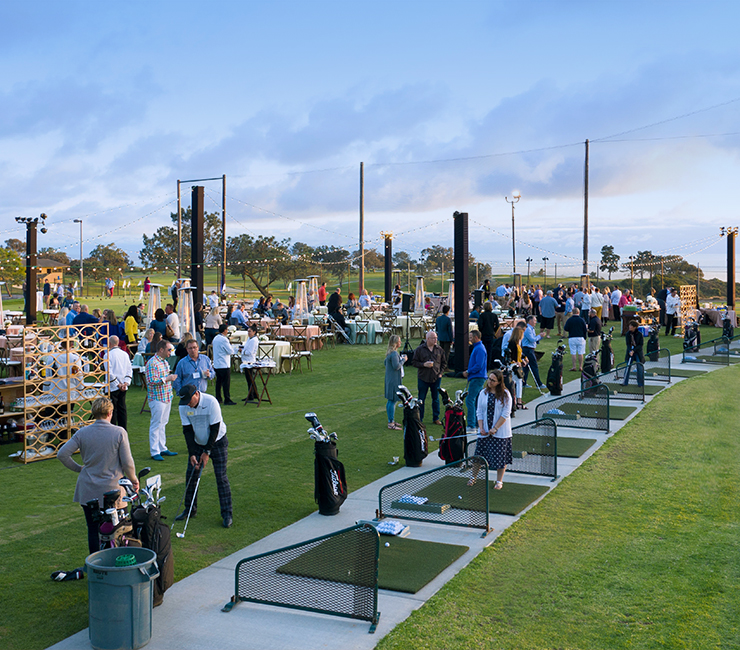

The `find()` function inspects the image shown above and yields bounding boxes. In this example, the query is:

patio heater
[0,282,5,327]
[307,275,319,310]
[447,278,455,316]
[294,279,310,322]
[146,284,163,325]
[177,284,197,340]
[414,276,425,315]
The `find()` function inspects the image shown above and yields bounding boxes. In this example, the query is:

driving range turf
[0,317,729,650]
[378,364,740,650]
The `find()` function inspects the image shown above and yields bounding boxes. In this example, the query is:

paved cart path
[49,354,718,650]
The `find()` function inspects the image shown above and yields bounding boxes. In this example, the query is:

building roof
[37,258,67,268]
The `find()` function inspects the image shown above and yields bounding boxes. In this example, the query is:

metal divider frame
[376,456,492,538]
[642,347,672,383]
[582,362,646,402]
[729,334,740,356]
[534,384,610,434]
[223,523,380,633]
[682,335,731,366]
[475,417,559,481]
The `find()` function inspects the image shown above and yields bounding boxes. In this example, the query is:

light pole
[73,219,83,294]
[629,255,635,294]
[505,191,521,280]
[542,256,549,290]
[526,257,533,286]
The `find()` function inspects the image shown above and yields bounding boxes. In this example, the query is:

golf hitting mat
[654,367,706,378]
[555,402,637,420]
[552,437,597,458]
[413,475,549,516]
[603,383,665,396]
[278,536,469,594]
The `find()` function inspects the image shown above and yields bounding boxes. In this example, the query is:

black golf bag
[131,505,173,607]
[581,352,601,397]
[646,323,660,362]
[314,441,347,516]
[490,336,504,366]
[403,402,428,467]
[683,319,700,352]
[546,344,565,396]
[439,404,467,463]
[723,315,734,340]
[600,329,614,373]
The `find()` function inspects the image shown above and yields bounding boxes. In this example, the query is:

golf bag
[723,315,734,339]
[314,441,347,516]
[403,401,428,467]
[132,505,173,607]
[546,342,565,396]
[600,328,614,373]
[683,319,701,352]
[489,336,504,366]
[581,352,601,397]
[646,323,660,362]
[439,404,467,463]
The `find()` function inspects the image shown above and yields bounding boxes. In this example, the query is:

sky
[1,0,739,281]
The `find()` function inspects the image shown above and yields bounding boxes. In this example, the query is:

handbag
[512,364,524,379]
[165,324,174,339]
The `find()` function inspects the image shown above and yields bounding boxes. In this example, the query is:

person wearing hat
[175,384,233,528]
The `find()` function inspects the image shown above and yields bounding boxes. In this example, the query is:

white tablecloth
[346,319,383,344]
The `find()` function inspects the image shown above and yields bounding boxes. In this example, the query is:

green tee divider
[510,434,596,458]
[558,403,637,420]
[277,536,469,594]
[603,383,665,396]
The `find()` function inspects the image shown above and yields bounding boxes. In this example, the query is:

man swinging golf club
[175,384,233,528]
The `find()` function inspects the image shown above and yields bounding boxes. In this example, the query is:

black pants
[244,369,258,400]
[184,435,232,518]
[82,503,99,555]
[110,389,128,431]
[215,368,232,403]
[481,336,494,369]
[205,328,218,347]
[522,346,543,387]
[439,341,451,364]
[665,313,677,336]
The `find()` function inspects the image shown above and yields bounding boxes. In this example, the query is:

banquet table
[690,308,737,328]
[232,340,292,373]
[277,325,321,349]
[346,319,383,344]
[229,330,251,344]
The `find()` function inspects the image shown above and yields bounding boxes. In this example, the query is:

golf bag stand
[647,322,660,362]
[314,441,347,516]
[683,319,700,352]
[581,352,601,397]
[403,400,428,467]
[600,328,614,373]
[546,343,565,396]
[439,403,467,463]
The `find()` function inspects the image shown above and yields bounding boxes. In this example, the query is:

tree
[0,247,25,293]
[38,247,71,265]
[4,239,24,254]
[84,244,132,283]
[140,208,223,269]
[226,234,293,296]
[313,246,350,285]
[393,251,417,271]
[420,245,453,272]
[351,248,384,270]
[599,245,620,280]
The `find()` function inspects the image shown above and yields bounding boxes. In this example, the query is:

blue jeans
[622,353,644,386]
[417,377,441,422]
[386,399,397,423]
[466,377,485,427]
[522,347,543,387]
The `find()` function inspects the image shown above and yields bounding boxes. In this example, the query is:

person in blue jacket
[435,305,454,363]
[463,329,487,428]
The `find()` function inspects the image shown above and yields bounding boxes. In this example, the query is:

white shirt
[591,291,603,308]
[475,389,512,438]
[666,293,680,315]
[581,293,591,311]
[211,334,236,369]
[241,335,259,365]
[108,346,133,391]
[166,312,180,339]
[179,392,226,445]
[611,289,622,306]
[208,294,219,310]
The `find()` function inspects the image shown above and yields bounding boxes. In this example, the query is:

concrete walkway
[49,353,716,650]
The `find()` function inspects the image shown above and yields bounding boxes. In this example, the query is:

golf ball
[385,542,390,547]
[458,495,463,499]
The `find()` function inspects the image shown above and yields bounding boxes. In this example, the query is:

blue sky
[1,0,739,280]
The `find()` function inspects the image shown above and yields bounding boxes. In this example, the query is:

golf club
[170,468,197,531]
[175,464,203,539]
[328,432,338,441]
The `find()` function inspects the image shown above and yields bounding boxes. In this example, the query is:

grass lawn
[378,365,740,650]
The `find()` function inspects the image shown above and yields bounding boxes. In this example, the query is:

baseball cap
[178,384,197,405]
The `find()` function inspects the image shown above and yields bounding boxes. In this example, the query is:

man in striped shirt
[145,340,179,461]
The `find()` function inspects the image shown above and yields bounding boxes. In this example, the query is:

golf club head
[304,412,322,430]
[138,467,151,479]
[455,390,463,402]
[460,391,468,401]
[146,475,161,493]
[157,496,166,504]
[438,387,451,405]
[309,432,321,442]
[397,385,413,400]
[329,432,338,441]
[176,532,185,538]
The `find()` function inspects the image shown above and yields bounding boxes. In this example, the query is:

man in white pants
[145,340,179,461]
[665,287,681,336]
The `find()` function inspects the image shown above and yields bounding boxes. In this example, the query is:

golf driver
[175,464,203,539]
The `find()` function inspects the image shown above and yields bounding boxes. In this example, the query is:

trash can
[85,547,160,650]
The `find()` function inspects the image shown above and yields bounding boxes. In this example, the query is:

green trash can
[85,547,160,650]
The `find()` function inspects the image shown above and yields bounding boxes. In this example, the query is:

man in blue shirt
[72,304,100,339]
[522,315,545,390]
[174,339,215,395]
[66,302,80,325]
[230,304,247,328]
[462,329,487,428]
[538,290,558,339]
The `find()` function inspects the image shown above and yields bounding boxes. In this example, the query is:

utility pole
[476,262,479,288]
[359,162,365,292]
[583,139,589,276]
[554,262,558,286]
[73,219,83,291]
[407,262,411,292]
[721,227,738,309]
[505,192,521,281]
[177,180,182,279]
[221,174,226,294]
[661,258,664,290]
[629,255,635,294]
[526,257,533,286]
[542,257,549,290]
